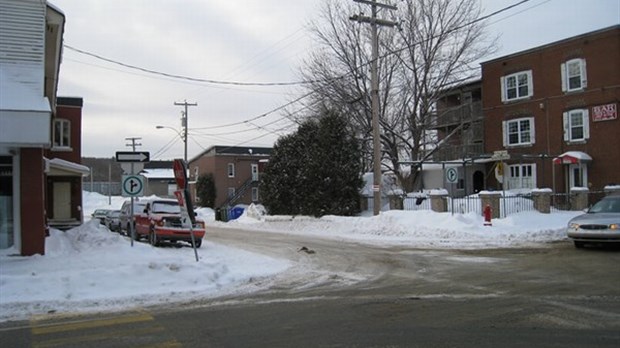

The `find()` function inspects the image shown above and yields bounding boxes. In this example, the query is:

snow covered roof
[0,65,50,112]
[140,168,178,179]
[46,158,90,176]
[553,151,592,164]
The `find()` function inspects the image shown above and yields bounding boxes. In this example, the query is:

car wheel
[574,241,585,248]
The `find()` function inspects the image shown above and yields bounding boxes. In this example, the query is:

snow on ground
[0,191,581,322]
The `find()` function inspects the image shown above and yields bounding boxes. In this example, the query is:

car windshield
[588,197,620,213]
[109,211,121,217]
[151,201,181,214]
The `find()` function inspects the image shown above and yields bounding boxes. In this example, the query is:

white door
[53,182,71,220]
[569,164,588,188]
[251,164,259,181]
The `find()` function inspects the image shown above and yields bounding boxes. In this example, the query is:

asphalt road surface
[1,226,619,347]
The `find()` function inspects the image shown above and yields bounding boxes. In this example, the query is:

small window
[227,163,235,178]
[193,166,199,180]
[501,70,533,102]
[563,109,590,142]
[502,117,535,147]
[252,187,259,202]
[561,58,587,92]
[227,187,235,198]
[53,119,70,148]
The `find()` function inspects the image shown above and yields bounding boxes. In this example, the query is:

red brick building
[481,25,620,193]
[188,146,271,208]
[45,97,89,230]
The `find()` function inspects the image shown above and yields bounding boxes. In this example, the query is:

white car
[566,193,620,248]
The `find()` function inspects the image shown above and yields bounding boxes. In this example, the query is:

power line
[64,44,339,87]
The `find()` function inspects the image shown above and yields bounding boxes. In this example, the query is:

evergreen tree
[195,173,216,208]
[261,110,363,217]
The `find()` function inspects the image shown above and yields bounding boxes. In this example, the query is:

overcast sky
[50,0,620,160]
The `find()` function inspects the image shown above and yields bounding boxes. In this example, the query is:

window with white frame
[252,187,259,202]
[561,58,587,92]
[53,119,70,148]
[227,187,235,198]
[227,163,235,178]
[501,70,533,102]
[503,117,535,147]
[563,109,590,142]
[193,166,199,180]
[507,163,536,189]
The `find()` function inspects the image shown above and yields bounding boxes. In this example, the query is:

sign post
[116,151,150,247]
[174,159,199,262]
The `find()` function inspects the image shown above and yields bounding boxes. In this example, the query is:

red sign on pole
[173,159,187,190]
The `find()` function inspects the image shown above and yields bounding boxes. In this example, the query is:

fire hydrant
[483,204,492,226]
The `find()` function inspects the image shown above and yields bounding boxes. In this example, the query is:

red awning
[553,151,592,165]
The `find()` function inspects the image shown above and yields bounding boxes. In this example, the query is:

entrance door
[0,161,13,248]
[53,182,71,220]
[569,164,588,188]
[251,164,259,181]
[473,171,484,193]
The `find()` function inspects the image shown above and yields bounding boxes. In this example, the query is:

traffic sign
[116,151,150,163]
[446,167,458,184]
[122,175,145,197]
[173,159,187,189]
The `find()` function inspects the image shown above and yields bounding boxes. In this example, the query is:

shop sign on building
[592,103,617,122]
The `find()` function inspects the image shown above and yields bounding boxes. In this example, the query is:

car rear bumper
[153,227,206,241]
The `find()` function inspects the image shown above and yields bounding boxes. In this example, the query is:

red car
[134,198,205,248]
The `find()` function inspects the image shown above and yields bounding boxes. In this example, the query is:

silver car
[567,193,620,248]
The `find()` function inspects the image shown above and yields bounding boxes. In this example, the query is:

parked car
[104,210,122,232]
[91,209,112,224]
[134,198,206,248]
[567,193,620,248]
[119,200,147,236]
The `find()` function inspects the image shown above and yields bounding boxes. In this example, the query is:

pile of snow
[0,219,290,322]
[227,208,580,249]
[0,191,582,322]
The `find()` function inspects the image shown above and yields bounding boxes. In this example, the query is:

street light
[155,125,186,162]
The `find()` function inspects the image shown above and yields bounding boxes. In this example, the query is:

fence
[366,190,610,218]
[83,182,122,196]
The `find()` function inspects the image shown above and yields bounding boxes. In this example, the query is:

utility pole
[350,0,397,215]
[125,137,142,151]
[174,100,197,163]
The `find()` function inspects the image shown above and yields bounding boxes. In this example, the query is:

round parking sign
[122,175,144,197]
[446,168,458,184]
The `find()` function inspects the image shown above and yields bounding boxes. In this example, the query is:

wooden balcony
[431,101,483,129]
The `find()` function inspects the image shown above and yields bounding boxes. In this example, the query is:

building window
[193,166,199,180]
[503,117,535,147]
[227,163,235,178]
[227,187,235,198]
[252,187,259,202]
[508,164,536,189]
[53,119,70,148]
[561,58,587,92]
[501,70,533,102]
[563,109,590,142]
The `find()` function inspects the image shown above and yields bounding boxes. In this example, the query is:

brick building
[45,97,89,230]
[188,146,271,208]
[481,25,620,193]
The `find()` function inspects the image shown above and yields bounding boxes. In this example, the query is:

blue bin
[228,206,245,220]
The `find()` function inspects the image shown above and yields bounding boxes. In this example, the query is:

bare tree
[296,0,496,192]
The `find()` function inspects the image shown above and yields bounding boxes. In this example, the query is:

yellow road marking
[32,326,165,348]
[31,312,154,335]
